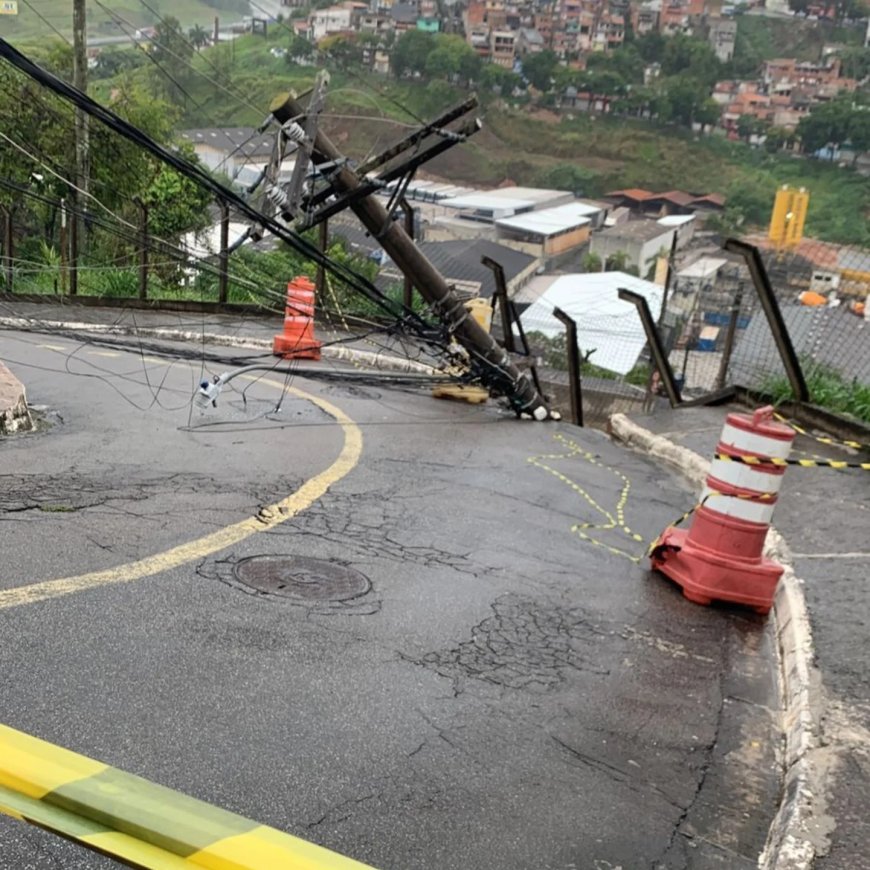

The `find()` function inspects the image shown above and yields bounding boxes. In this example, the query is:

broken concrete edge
[0,317,440,376]
[608,412,821,870]
[0,360,33,434]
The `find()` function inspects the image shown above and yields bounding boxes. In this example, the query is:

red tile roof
[605,188,654,201]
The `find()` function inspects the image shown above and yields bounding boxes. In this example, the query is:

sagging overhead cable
[0,39,431,335]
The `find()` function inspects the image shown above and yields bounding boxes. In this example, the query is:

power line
[0,38,442,340]
[134,0,270,119]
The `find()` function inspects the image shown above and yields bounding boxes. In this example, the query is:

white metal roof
[657,214,695,227]
[678,256,728,279]
[496,203,595,235]
[520,272,664,376]
[439,193,537,212]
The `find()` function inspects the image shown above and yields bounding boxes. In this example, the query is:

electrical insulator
[267,185,291,210]
[282,122,306,144]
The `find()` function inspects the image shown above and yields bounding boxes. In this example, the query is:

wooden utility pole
[1,205,12,292]
[134,197,149,300]
[59,198,68,294]
[72,0,88,296]
[271,94,550,419]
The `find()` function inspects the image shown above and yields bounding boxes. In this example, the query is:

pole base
[431,384,488,405]
[273,334,322,360]
[650,527,782,615]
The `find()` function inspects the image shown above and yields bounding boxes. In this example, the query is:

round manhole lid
[233,556,370,601]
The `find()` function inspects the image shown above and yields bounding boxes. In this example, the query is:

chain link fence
[667,236,870,423]
[514,298,652,427]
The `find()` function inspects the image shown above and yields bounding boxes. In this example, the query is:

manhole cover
[233,556,370,601]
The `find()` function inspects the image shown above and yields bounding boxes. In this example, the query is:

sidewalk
[619,403,870,870]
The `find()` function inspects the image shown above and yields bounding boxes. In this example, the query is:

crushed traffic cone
[650,406,795,614]
[273,276,321,360]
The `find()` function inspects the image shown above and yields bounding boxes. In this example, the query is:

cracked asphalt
[0,331,781,869]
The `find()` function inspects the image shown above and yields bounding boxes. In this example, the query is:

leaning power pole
[271,93,551,419]
[72,0,89,295]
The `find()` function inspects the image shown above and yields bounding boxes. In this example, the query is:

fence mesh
[666,235,869,423]
[515,302,651,426]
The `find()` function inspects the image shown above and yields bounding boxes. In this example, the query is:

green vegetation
[0,0,248,42]
[733,14,866,70]
[762,363,870,422]
[80,22,870,246]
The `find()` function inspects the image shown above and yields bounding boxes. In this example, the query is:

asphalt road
[0,331,781,869]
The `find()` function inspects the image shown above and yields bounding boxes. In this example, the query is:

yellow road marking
[38,344,66,352]
[87,350,121,358]
[0,379,362,611]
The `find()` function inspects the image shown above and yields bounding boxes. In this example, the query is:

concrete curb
[0,317,440,377]
[609,413,821,870]
[0,360,33,434]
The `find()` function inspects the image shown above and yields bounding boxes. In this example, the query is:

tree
[797,97,854,156]
[391,30,436,78]
[848,110,870,156]
[286,34,315,62]
[521,49,559,91]
[763,126,792,153]
[838,47,870,81]
[480,63,522,95]
[661,34,721,87]
[586,44,645,85]
[92,47,146,79]
[605,250,631,271]
[149,16,195,104]
[320,33,364,67]
[143,168,211,260]
[187,25,210,52]
[661,75,711,126]
[424,35,480,84]
[581,252,602,272]
[737,113,765,140]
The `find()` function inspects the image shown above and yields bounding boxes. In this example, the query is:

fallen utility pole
[271,92,550,419]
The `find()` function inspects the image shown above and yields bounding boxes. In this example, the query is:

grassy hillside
[20,20,870,246]
[150,31,870,245]
[734,14,865,64]
[0,0,247,43]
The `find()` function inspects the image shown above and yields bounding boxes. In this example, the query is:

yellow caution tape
[773,412,869,452]
[528,433,646,564]
[0,724,374,870]
[715,452,870,470]
[647,489,778,557]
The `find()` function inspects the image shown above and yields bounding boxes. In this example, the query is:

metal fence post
[617,288,682,407]
[715,281,743,391]
[723,238,809,402]
[553,306,584,427]
[399,198,414,310]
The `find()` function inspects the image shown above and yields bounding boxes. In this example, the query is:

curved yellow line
[0,381,363,611]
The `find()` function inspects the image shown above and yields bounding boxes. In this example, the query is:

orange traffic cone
[273,276,321,360]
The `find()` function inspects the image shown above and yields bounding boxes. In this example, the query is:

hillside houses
[714,56,860,135]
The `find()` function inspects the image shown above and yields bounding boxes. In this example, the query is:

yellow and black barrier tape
[647,489,777,558]
[715,452,870,470]
[774,412,869,452]
[0,723,374,870]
